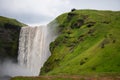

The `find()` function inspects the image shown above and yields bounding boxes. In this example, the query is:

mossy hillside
[40,10,120,75]
[0,16,26,60]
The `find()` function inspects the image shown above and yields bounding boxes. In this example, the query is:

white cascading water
[18,24,58,76]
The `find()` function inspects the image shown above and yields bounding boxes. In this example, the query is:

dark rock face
[71,8,76,12]
[0,16,25,61]
[0,22,22,61]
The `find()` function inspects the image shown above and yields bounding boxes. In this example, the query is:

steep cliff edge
[40,10,120,75]
[0,16,26,61]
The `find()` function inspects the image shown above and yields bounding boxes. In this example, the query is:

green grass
[40,9,120,75]
[0,16,26,27]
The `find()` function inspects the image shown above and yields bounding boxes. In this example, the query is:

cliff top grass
[0,16,26,27]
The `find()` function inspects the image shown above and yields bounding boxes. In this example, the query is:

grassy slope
[40,10,120,75]
[0,16,26,60]
[0,16,25,27]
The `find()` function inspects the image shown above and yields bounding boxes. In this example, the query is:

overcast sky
[0,0,120,26]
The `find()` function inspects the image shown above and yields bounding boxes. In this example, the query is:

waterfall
[0,21,58,78]
[18,25,57,76]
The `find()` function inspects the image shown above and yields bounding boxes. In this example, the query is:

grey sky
[0,0,120,26]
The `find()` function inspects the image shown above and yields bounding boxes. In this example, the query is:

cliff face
[0,16,26,61]
[40,10,120,75]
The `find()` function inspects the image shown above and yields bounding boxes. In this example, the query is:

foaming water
[18,26,49,76]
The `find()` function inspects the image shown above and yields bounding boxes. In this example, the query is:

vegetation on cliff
[40,10,120,75]
[0,16,26,60]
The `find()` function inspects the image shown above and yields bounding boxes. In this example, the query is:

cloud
[69,0,120,10]
[0,0,71,25]
[0,0,120,25]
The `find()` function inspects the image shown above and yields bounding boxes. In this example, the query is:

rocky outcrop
[0,16,26,61]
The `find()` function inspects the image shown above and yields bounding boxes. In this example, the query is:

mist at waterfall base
[0,21,58,78]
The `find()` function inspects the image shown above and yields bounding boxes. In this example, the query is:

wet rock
[71,8,76,12]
